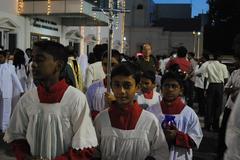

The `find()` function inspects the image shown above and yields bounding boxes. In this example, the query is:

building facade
[0,0,125,55]
[124,0,204,58]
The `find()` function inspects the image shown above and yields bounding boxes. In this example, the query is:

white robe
[224,94,240,160]
[15,64,28,92]
[0,63,23,131]
[94,109,169,160]
[77,54,88,83]
[135,91,161,110]
[86,79,107,112]
[85,61,105,89]
[147,104,203,160]
[4,86,98,159]
[26,61,36,91]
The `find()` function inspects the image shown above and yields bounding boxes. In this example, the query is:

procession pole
[106,0,114,93]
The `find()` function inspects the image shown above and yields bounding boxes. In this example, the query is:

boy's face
[102,57,119,74]
[0,54,6,64]
[31,47,61,82]
[140,77,155,93]
[111,75,139,106]
[161,79,183,102]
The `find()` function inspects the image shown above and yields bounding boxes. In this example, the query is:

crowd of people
[0,36,240,160]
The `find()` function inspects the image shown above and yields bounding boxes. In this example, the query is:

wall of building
[156,4,191,19]
[125,27,196,56]
[125,0,155,27]
[0,0,124,54]
[0,0,63,51]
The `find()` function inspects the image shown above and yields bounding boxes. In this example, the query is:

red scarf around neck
[108,101,143,130]
[37,79,69,103]
[143,90,154,99]
[160,97,185,114]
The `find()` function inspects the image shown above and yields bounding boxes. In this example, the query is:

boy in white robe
[0,50,23,132]
[148,71,203,160]
[94,62,169,160]
[136,70,161,110]
[3,41,98,160]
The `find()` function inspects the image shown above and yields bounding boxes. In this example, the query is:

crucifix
[92,0,130,92]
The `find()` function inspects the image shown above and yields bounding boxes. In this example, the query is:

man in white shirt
[204,54,229,131]
[85,44,107,90]
[194,54,209,116]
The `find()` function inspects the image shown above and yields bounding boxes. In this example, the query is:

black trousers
[205,83,224,129]
[195,87,205,116]
[184,79,194,107]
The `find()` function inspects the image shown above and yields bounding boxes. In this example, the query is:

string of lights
[97,26,101,44]
[47,0,51,15]
[80,0,84,13]
[121,0,126,53]
[17,0,24,15]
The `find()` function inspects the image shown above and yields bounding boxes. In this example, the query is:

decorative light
[80,0,84,13]
[80,26,85,54]
[17,0,24,15]
[115,0,121,30]
[93,0,98,21]
[121,0,126,53]
[97,26,101,44]
[47,0,51,15]
[93,12,97,21]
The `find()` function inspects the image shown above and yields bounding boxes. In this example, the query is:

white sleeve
[223,65,229,79]
[71,93,98,149]
[3,97,28,143]
[84,66,94,89]
[149,117,169,160]
[11,71,24,94]
[224,95,240,160]
[187,111,203,148]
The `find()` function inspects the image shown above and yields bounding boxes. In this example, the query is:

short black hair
[188,52,195,58]
[177,46,188,57]
[202,53,209,60]
[25,48,32,53]
[161,70,184,88]
[13,48,26,69]
[111,62,141,85]
[141,70,156,83]
[102,49,122,63]
[33,40,68,71]
[93,43,108,61]
[65,45,78,57]
[0,50,7,57]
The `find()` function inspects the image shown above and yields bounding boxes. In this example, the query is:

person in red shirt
[3,41,98,160]
[166,46,193,74]
[166,46,194,106]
